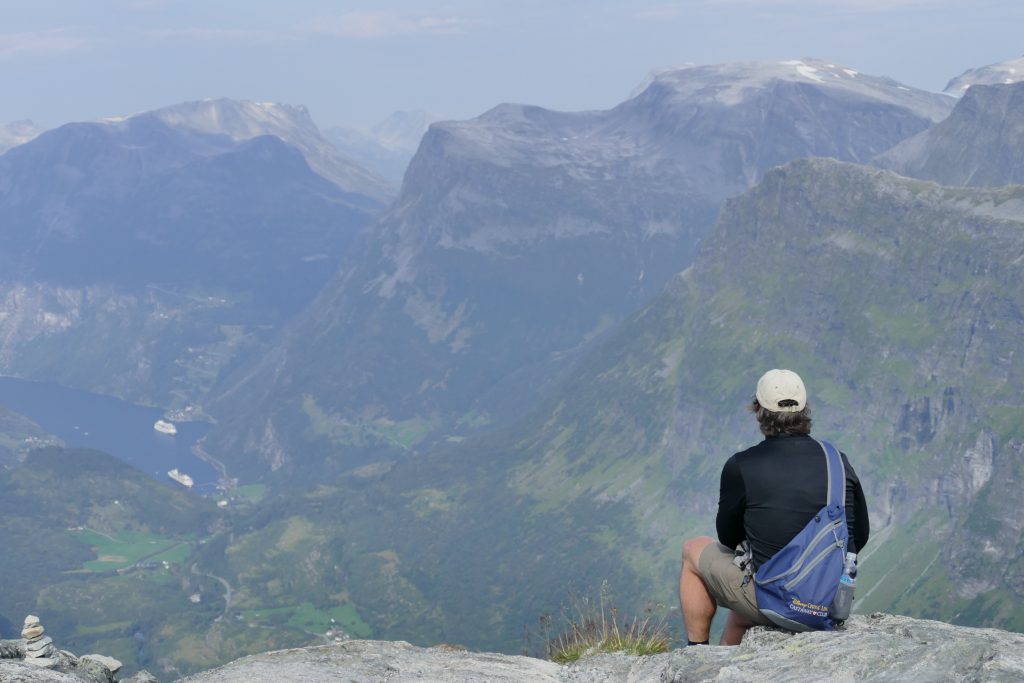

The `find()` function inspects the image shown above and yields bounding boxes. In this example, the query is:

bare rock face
[0,616,157,683]
[944,56,1024,95]
[876,81,1024,186]
[0,658,157,683]
[0,661,97,683]
[2,613,1021,681]
[176,614,1024,683]
[176,640,562,683]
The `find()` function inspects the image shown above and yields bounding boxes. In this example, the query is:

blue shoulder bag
[754,439,849,631]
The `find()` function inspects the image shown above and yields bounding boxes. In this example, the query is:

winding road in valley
[191,562,234,621]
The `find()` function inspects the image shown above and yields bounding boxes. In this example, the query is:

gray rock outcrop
[177,614,1024,683]
[0,615,157,683]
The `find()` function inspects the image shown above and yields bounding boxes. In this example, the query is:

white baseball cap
[755,369,807,413]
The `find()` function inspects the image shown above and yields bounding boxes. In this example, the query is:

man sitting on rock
[678,369,870,645]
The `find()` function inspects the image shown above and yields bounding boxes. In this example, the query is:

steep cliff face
[205,60,953,478]
[876,82,1024,186]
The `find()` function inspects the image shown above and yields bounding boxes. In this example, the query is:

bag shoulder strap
[815,439,846,512]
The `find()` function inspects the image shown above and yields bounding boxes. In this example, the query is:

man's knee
[682,536,716,568]
[726,610,754,628]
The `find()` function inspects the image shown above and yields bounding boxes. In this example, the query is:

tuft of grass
[540,583,672,663]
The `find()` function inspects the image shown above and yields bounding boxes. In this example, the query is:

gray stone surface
[121,672,161,683]
[2,613,1021,681]
[70,658,114,683]
[0,660,97,682]
[26,636,54,653]
[175,640,563,683]
[1,639,26,658]
[563,614,1024,682]
[78,655,122,675]
[177,614,1024,683]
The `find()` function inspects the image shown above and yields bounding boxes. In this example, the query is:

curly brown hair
[750,398,812,437]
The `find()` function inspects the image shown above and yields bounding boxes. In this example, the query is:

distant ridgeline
[0,99,388,408]
[2,64,1024,677]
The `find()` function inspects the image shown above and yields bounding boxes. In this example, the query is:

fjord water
[0,376,217,491]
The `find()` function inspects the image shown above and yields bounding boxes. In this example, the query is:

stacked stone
[21,614,55,666]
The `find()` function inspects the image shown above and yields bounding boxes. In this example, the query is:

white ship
[167,468,194,488]
[154,419,177,435]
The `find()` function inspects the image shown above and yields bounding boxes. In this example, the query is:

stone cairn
[22,614,55,666]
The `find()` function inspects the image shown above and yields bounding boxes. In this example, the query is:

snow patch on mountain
[634,59,951,120]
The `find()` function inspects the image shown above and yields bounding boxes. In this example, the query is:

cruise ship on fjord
[167,468,194,488]
[154,419,177,435]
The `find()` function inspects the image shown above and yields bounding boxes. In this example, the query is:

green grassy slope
[0,448,222,673]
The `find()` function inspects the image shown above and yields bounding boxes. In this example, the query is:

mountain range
[202,59,954,480]
[0,100,387,406]
[194,67,1024,657]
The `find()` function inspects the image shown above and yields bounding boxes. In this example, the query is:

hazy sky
[2,0,1022,130]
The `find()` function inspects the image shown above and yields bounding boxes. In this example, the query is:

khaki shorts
[698,543,771,625]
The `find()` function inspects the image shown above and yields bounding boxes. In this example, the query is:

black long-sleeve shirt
[716,433,870,570]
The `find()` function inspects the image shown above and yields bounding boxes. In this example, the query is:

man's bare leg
[679,536,717,643]
[720,610,754,645]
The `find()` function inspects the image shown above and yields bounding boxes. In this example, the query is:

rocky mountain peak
[113,98,394,201]
[141,99,317,142]
[945,56,1024,95]
[627,59,953,122]
[402,58,954,215]
[876,80,1024,186]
